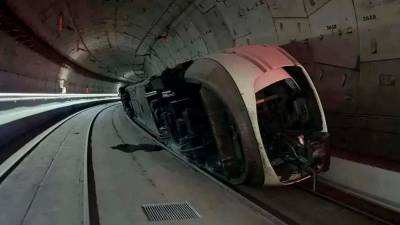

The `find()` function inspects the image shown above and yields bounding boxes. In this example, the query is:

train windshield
[256,67,326,183]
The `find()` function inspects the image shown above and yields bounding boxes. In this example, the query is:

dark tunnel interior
[0,0,399,224]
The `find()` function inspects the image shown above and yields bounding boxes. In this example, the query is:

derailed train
[120,45,329,186]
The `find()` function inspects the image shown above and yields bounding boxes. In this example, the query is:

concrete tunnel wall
[0,30,117,93]
[0,0,399,210]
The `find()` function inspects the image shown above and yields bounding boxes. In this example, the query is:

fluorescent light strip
[0,93,118,97]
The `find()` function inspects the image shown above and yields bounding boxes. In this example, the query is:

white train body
[120,45,329,186]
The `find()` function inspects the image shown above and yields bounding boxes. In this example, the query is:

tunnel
[0,1,399,225]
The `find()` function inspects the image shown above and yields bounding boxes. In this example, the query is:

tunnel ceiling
[4,0,195,83]
[0,0,399,93]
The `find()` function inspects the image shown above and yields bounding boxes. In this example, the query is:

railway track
[0,103,117,225]
[0,103,394,225]
[122,106,393,225]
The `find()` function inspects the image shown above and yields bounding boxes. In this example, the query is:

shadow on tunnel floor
[111,144,163,153]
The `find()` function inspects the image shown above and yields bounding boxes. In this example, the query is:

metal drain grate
[142,201,201,222]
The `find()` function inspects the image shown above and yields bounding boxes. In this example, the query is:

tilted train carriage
[120,45,329,186]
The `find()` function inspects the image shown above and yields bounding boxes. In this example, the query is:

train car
[120,45,329,186]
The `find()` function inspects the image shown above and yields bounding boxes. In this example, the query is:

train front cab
[185,45,329,185]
